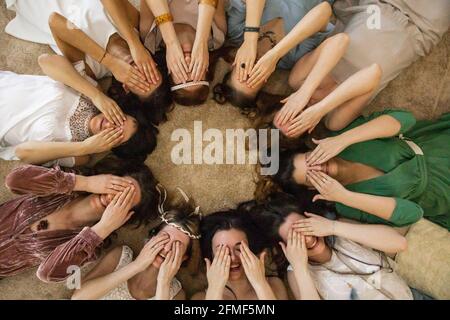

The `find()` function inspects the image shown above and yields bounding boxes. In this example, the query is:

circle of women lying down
[1,0,449,301]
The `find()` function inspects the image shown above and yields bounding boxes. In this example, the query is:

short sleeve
[336,197,423,227]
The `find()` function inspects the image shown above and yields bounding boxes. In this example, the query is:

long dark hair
[107,50,173,126]
[87,157,160,227]
[110,103,158,163]
[240,192,336,275]
[199,210,265,262]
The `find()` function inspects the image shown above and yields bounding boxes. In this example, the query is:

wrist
[91,222,113,240]
[336,189,352,205]
[244,32,259,43]
[74,175,89,192]
[101,52,116,70]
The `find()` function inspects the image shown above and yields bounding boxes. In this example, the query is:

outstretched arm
[48,12,150,93]
[283,63,382,138]
[189,1,217,81]
[101,0,159,83]
[247,2,332,87]
[293,213,408,254]
[233,0,266,82]
[275,33,349,127]
[144,0,189,83]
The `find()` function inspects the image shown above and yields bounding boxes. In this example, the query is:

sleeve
[5,165,76,196]
[336,198,423,228]
[0,146,20,161]
[333,110,417,136]
[36,227,104,283]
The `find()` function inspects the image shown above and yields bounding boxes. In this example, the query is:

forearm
[272,2,331,60]
[39,54,101,100]
[14,141,87,165]
[205,285,225,300]
[338,115,402,146]
[339,191,396,221]
[333,221,407,254]
[316,64,382,115]
[243,0,266,44]
[253,281,277,300]
[293,269,320,300]
[155,279,172,300]
[145,0,178,46]
[101,0,140,46]
[294,34,349,99]
[72,261,142,300]
[195,3,216,43]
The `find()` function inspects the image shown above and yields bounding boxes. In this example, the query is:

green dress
[331,110,450,230]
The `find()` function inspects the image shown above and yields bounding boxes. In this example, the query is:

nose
[307,164,324,172]
[103,118,113,129]
[305,236,316,248]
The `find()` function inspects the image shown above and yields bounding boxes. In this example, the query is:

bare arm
[14,141,88,166]
[334,221,408,254]
[272,2,331,63]
[288,269,321,300]
[38,54,101,103]
[314,64,382,117]
[101,0,140,48]
[72,247,143,300]
[339,191,397,221]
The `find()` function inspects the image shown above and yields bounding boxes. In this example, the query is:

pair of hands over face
[205,241,268,293]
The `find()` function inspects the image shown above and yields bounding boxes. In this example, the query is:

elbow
[332,32,350,51]
[48,12,63,31]
[318,1,332,21]
[14,144,35,164]
[397,237,408,253]
[38,53,53,71]
[324,116,346,132]
[367,63,382,88]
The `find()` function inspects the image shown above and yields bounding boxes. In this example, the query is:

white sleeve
[0,146,20,161]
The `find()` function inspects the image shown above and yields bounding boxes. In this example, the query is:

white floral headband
[156,184,202,240]
[170,81,210,92]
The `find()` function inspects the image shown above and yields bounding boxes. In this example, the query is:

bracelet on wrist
[155,13,173,27]
[198,0,218,8]
[244,26,260,33]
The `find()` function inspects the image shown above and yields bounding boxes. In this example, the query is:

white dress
[5,0,118,79]
[0,61,99,167]
[287,237,413,300]
[101,246,183,300]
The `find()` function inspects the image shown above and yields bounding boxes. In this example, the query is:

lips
[230,264,241,273]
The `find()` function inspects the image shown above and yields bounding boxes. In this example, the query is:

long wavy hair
[239,192,336,276]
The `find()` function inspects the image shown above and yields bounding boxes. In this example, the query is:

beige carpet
[1,1,449,299]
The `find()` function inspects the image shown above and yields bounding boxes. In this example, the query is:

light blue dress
[226,0,335,69]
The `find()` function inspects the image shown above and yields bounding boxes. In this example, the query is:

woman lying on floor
[266,110,450,231]
[191,210,288,300]
[274,0,450,137]
[244,193,434,300]
[0,56,155,166]
[111,0,227,105]
[214,0,336,109]
[5,0,172,123]
[0,159,160,282]
[71,186,201,300]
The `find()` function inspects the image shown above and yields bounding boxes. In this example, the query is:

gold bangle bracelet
[155,13,173,26]
[198,0,218,9]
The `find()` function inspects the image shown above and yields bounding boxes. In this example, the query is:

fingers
[308,146,325,167]
[244,59,254,83]
[259,251,266,265]
[148,60,159,84]
[247,67,267,88]
[110,189,122,206]
[128,72,150,93]
[312,194,325,202]
[306,170,324,191]
[300,234,306,252]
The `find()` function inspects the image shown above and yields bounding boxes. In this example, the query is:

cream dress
[0,61,98,167]
[5,0,118,79]
[288,237,413,300]
[101,246,182,300]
